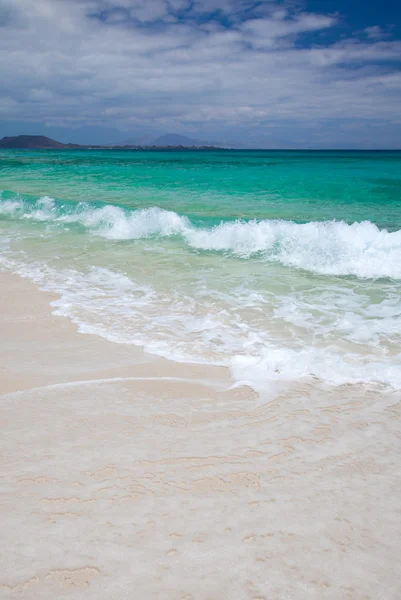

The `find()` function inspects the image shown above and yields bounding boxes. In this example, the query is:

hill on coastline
[0,135,74,149]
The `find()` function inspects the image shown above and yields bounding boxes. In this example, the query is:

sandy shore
[1,271,401,599]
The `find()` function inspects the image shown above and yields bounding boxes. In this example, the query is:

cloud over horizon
[1,0,401,147]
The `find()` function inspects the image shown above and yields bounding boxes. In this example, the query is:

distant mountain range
[0,134,222,150]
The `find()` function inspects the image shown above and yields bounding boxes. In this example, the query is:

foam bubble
[230,346,401,391]
[62,205,188,239]
[0,199,23,215]
[184,219,401,279]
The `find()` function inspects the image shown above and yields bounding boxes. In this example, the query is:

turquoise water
[1,149,401,389]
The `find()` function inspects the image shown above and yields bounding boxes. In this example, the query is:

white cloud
[242,12,337,43]
[364,25,390,40]
[0,0,400,143]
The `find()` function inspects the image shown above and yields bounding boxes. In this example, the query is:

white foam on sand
[1,251,400,392]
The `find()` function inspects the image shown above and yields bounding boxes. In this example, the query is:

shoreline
[0,271,232,396]
[1,270,401,599]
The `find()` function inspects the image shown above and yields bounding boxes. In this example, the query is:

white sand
[1,272,401,599]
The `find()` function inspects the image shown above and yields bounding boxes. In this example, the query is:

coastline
[0,271,231,395]
[1,271,401,599]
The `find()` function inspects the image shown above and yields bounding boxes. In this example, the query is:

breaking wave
[1,194,401,279]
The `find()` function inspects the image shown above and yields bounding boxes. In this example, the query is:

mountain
[151,134,205,146]
[121,133,228,147]
[0,135,73,149]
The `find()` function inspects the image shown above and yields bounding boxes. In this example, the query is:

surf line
[1,375,229,398]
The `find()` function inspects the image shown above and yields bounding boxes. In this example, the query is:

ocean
[1,148,400,391]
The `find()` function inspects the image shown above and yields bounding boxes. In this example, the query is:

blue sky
[0,0,400,147]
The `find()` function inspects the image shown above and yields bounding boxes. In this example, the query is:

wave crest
[1,194,401,279]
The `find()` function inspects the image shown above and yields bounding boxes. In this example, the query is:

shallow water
[1,149,400,390]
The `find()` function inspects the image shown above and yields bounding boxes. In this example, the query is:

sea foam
[1,195,401,279]
[1,242,401,392]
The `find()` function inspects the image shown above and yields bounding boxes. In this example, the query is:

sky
[0,0,400,148]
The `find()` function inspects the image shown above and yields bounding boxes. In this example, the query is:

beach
[1,0,401,593]
[1,270,401,599]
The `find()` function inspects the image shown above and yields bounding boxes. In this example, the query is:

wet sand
[1,271,401,599]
